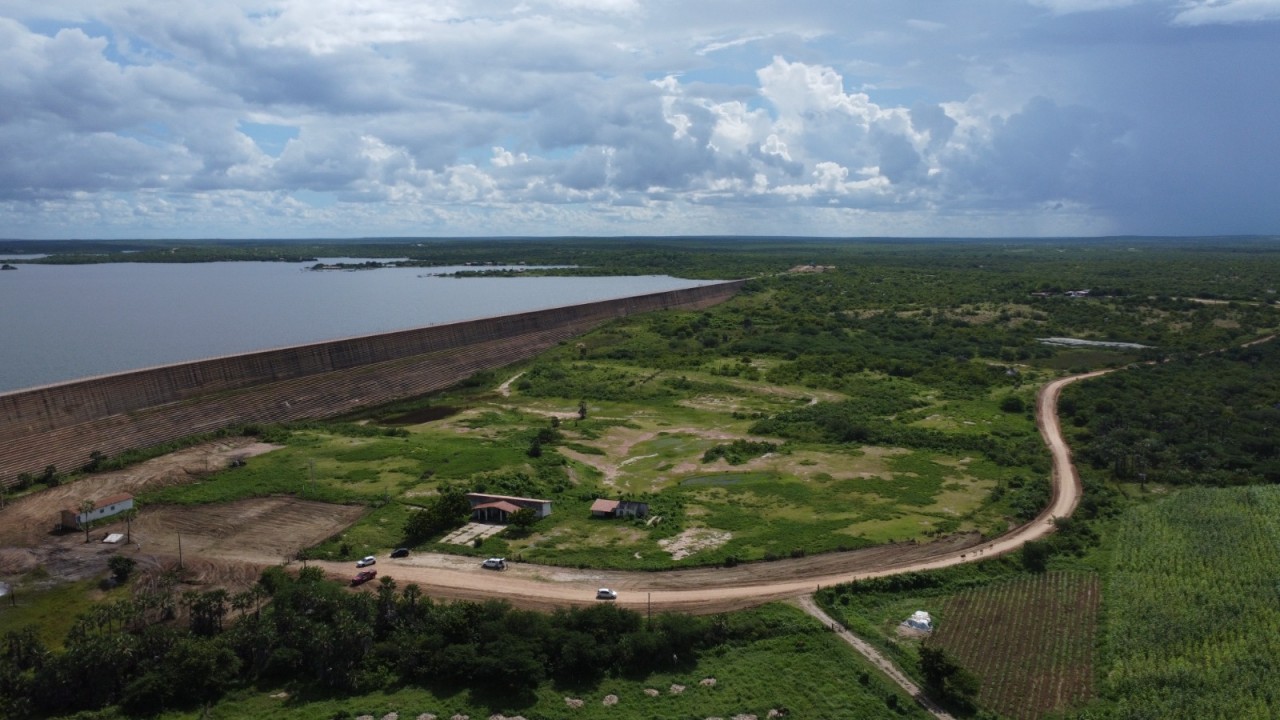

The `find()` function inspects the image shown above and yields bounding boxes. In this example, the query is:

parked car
[596,588,618,600]
[351,570,377,586]
[356,556,376,568]
[481,557,506,570]
[390,548,409,558]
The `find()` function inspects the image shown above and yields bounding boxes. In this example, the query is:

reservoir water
[0,261,716,393]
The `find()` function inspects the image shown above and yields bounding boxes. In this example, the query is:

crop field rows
[1103,486,1280,719]
[927,570,1100,719]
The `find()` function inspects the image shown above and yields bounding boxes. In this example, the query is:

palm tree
[78,499,95,542]
[122,505,139,544]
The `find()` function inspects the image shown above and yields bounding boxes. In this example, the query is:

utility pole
[178,531,183,569]
[648,592,652,628]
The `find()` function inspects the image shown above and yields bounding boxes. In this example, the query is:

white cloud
[0,1,1277,237]
[905,19,946,32]
[1027,0,1141,13]
[490,146,529,167]
[758,56,885,125]
[1172,0,1280,25]
[695,33,769,56]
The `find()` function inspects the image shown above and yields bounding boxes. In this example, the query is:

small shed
[589,497,649,519]
[60,494,134,531]
[590,499,620,518]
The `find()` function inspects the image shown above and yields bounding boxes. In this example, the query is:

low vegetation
[6,237,1280,719]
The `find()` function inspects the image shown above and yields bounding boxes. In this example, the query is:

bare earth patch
[659,528,732,560]
[0,438,334,592]
[497,372,524,397]
[0,548,41,575]
[130,497,365,564]
[0,438,280,547]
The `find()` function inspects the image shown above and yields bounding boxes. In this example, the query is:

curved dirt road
[309,370,1103,613]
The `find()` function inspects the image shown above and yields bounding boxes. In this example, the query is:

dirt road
[796,595,955,720]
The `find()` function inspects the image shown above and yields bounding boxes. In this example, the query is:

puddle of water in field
[680,472,774,486]
[380,405,464,424]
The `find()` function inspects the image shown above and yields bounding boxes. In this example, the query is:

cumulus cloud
[944,96,1129,206]
[0,1,1277,237]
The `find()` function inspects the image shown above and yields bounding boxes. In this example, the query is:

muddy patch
[380,405,463,425]
[659,528,732,560]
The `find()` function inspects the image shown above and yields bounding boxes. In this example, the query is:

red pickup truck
[350,569,377,586]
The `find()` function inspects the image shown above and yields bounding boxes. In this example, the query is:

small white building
[60,494,134,531]
[903,610,934,632]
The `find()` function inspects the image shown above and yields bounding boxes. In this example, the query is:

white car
[481,557,506,570]
[356,556,376,568]
[596,588,618,600]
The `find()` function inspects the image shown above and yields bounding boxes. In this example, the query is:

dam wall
[0,280,745,487]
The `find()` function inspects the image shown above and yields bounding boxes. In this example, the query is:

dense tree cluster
[402,487,472,542]
[0,567,775,717]
[1064,341,1280,486]
[701,439,780,465]
[919,646,981,711]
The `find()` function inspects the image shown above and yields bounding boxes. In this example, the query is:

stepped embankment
[0,280,744,487]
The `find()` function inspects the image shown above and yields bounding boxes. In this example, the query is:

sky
[1,0,1278,240]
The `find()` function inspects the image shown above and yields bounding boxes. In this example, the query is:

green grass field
[138,359,1035,570]
[0,575,127,649]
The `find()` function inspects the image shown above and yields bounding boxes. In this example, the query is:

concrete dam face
[0,280,745,487]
